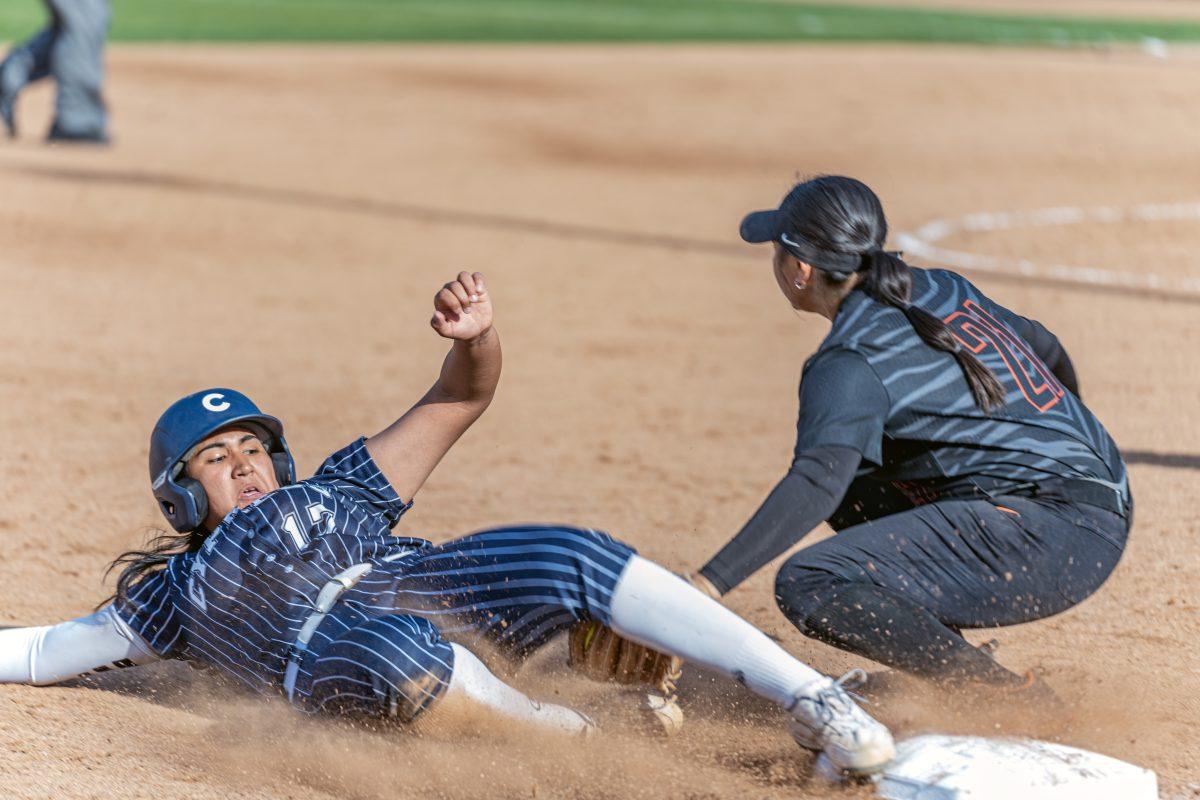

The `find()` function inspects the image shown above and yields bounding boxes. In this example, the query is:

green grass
[1,0,1198,44]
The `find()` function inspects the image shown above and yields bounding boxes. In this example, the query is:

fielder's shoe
[969,668,1065,713]
[788,669,895,775]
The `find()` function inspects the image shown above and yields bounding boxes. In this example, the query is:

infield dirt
[0,43,1197,799]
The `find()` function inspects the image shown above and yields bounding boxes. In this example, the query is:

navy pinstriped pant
[289,526,635,723]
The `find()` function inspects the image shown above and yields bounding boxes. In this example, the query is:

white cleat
[788,669,896,776]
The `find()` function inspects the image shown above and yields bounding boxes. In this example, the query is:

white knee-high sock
[436,644,594,736]
[608,556,824,709]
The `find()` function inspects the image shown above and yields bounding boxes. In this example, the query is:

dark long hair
[782,176,1005,411]
[102,526,208,607]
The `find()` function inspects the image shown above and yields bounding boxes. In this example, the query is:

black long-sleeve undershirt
[698,349,888,595]
[698,446,861,595]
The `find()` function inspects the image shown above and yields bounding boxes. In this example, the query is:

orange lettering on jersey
[943,300,1064,413]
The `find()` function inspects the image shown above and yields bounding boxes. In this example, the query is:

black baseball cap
[740,186,869,273]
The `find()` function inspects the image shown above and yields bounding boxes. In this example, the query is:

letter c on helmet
[202,392,231,413]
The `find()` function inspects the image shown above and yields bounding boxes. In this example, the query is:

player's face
[184,426,280,529]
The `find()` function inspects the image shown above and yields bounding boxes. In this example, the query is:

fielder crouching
[0,271,894,776]
[695,177,1132,702]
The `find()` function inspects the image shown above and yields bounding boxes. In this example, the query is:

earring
[794,280,807,290]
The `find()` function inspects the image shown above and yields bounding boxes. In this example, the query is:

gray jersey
[795,268,1127,520]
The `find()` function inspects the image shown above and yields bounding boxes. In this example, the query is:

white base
[862,735,1158,800]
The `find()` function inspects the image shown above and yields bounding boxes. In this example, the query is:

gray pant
[0,0,110,137]
[776,494,1128,632]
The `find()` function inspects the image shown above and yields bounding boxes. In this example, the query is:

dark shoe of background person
[46,123,108,145]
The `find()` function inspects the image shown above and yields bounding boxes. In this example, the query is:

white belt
[282,562,373,701]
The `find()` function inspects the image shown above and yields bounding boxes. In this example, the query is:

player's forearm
[365,274,501,501]
[431,327,502,411]
[365,328,502,500]
[0,606,158,685]
[698,446,859,595]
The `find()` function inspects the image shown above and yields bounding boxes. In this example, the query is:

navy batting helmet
[150,388,295,532]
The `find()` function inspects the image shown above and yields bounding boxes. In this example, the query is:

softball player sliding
[692,176,1131,700]
[0,272,894,775]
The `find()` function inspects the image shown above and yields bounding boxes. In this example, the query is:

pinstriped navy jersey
[793,268,1127,519]
[114,438,430,695]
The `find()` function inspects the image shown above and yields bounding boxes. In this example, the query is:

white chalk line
[895,201,1200,296]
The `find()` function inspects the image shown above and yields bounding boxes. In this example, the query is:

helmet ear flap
[156,476,208,533]
[178,477,208,528]
[271,451,295,486]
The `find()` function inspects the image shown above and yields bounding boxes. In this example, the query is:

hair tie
[860,247,891,270]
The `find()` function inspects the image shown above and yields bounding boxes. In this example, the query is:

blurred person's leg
[45,0,109,142]
[0,17,58,138]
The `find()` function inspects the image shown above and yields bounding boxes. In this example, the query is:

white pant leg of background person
[0,23,57,137]
[44,0,110,141]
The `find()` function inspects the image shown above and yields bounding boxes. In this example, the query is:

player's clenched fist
[431,271,493,341]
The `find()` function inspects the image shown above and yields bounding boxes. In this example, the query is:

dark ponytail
[101,527,208,608]
[859,251,1005,411]
[779,176,1005,412]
